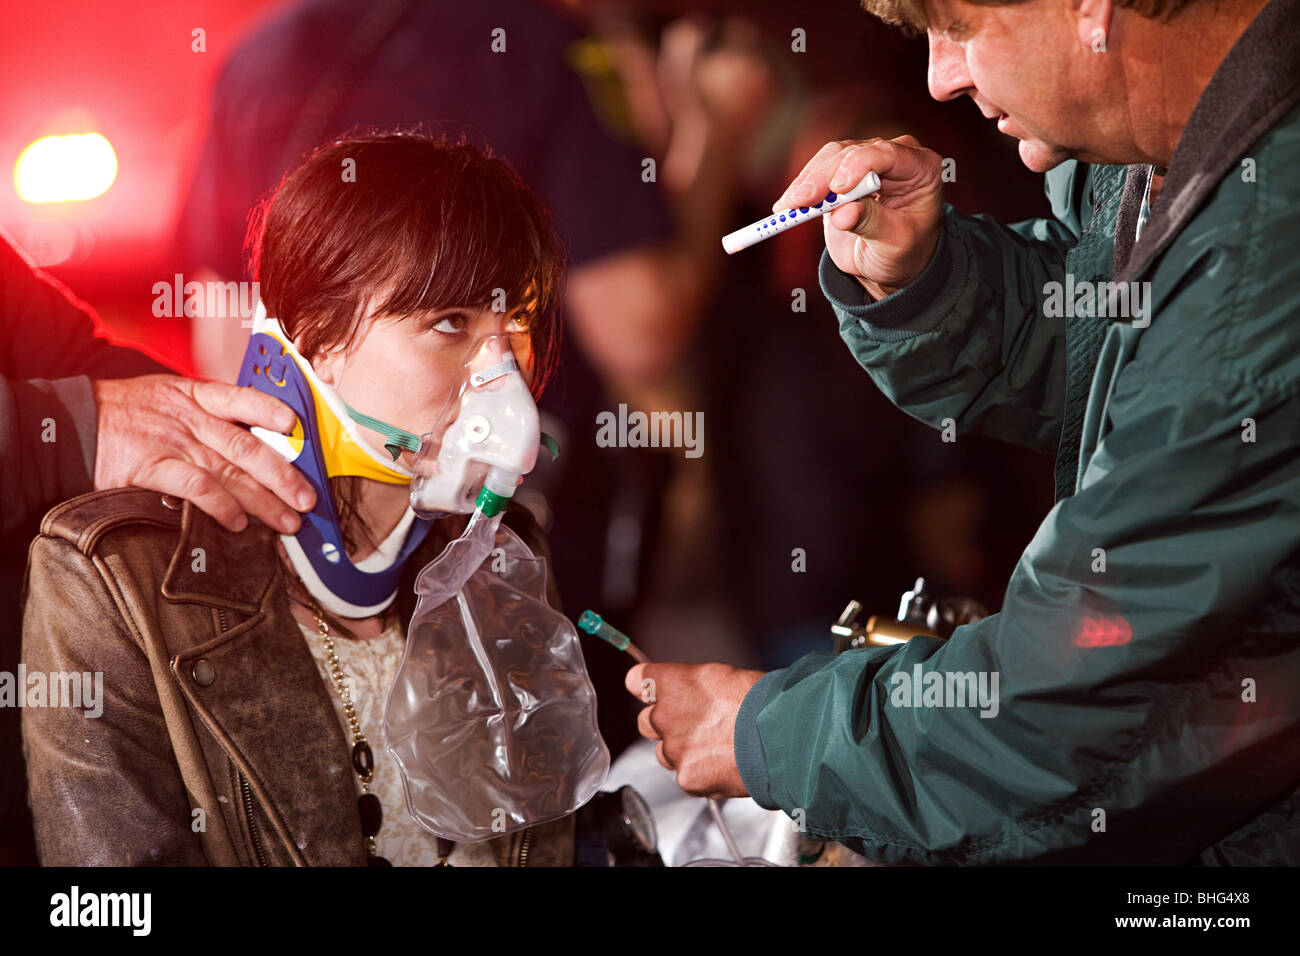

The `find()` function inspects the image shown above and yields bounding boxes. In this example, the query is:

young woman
[21,133,576,866]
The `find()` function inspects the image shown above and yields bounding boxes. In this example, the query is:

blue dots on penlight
[723,175,881,254]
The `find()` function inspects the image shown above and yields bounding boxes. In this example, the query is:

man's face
[924,0,1103,173]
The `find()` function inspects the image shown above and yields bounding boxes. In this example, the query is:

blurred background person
[586,3,1053,671]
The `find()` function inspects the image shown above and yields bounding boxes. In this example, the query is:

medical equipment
[831,577,989,652]
[572,785,664,867]
[242,307,606,842]
[721,172,882,254]
[577,610,649,663]
[579,609,776,866]
[409,333,550,519]
[238,302,432,617]
[383,491,608,843]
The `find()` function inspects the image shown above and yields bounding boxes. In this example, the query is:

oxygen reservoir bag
[385,507,609,842]
[387,329,608,842]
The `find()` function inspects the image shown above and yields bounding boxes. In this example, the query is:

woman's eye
[507,312,532,332]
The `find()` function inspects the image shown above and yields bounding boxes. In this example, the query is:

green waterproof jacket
[734,0,1300,865]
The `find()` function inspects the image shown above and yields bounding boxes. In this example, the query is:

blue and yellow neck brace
[236,302,432,618]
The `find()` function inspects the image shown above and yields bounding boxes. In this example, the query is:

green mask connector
[578,610,630,652]
[474,485,511,518]
[578,610,650,663]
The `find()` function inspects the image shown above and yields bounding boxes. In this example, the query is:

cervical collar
[237,301,432,618]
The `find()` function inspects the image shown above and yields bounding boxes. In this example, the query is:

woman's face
[308,304,535,469]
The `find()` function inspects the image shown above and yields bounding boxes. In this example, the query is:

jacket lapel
[161,504,365,866]
[156,500,552,865]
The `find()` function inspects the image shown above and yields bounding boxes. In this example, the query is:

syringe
[721,171,881,254]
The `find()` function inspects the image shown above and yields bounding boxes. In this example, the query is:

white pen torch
[722,172,882,255]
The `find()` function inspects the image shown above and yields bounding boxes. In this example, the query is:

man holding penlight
[628,0,1300,864]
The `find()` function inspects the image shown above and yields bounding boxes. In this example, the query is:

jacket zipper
[215,605,268,867]
[239,771,269,866]
[516,827,533,867]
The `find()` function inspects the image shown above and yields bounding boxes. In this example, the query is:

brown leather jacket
[20,488,574,866]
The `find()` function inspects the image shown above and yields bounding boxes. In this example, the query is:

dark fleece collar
[1114,0,1300,282]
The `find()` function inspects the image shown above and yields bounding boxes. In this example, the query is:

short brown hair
[251,130,565,400]
[863,0,1204,35]
[250,131,566,563]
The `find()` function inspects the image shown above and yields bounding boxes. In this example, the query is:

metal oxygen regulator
[830,577,990,653]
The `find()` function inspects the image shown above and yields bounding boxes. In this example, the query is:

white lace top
[299,619,499,867]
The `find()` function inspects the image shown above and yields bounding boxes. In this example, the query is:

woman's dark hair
[250,130,564,395]
[248,130,566,566]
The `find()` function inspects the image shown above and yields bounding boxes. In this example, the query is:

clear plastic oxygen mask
[408,331,541,520]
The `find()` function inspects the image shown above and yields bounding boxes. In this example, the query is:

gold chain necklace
[309,600,392,867]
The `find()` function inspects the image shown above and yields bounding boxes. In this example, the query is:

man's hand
[92,375,316,533]
[625,661,766,799]
[773,134,945,300]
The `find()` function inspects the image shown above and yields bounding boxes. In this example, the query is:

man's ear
[1076,0,1114,54]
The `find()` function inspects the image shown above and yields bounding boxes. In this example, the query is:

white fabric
[299,618,498,867]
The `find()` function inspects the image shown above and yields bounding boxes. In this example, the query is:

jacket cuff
[13,376,97,497]
[734,669,785,810]
[818,211,966,341]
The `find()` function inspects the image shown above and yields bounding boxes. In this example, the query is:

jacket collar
[1117,0,1300,284]
[160,502,278,613]
[155,500,542,865]
[160,504,461,614]
[157,503,460,866]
